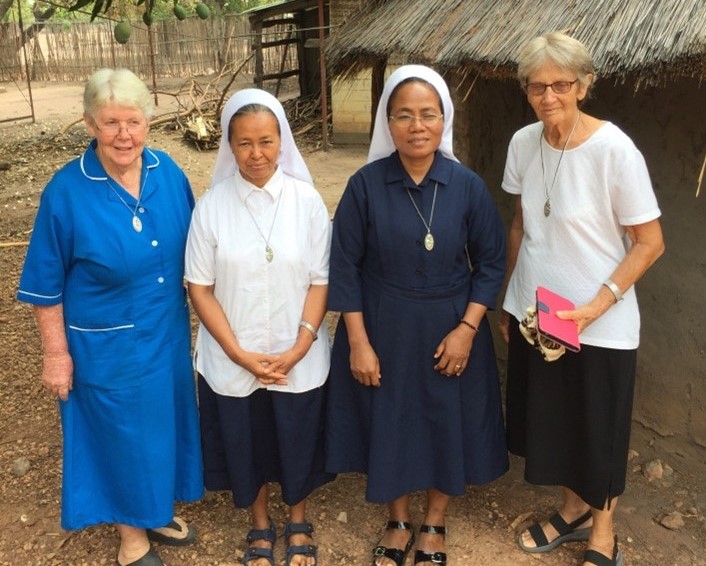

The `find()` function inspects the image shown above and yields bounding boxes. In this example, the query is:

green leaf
[68,0,94,12]
[89,0,103,21]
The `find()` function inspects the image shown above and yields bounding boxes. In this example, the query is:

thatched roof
[326,0,706,87]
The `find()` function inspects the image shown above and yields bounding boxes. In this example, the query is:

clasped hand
[235,348,308,386]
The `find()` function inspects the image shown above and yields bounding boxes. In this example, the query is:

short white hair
[517,32,596,92]
[84,68,154,119]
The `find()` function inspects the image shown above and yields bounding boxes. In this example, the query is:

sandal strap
[284,521,314,538]
[246,518,277,544]
[583,549,616,566]
[414,549,447,564]
[583,536,620,566]
[385,520,413,531]
[548,510,592,536]
[419,524,446,537]
[526,522,549,547]
[243,546,274,566]
[373,545,407,564]
[286,543,317,565]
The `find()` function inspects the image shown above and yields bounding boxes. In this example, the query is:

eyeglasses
[388,114,444,127]
[94,119,148,136]
[524,79,579,96]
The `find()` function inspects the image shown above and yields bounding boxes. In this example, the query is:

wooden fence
[0,14,298,82]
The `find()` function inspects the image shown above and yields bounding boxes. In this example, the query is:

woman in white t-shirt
[185,89,333,566]
[499,32,665,566]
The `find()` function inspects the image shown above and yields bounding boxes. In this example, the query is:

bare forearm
[187,283,242,361]
[294,284,328,351]
[33,304,68,354]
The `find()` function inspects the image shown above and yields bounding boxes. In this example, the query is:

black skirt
[506,318,637,509]
[198,375,335,508]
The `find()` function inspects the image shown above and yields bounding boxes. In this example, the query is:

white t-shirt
[185,167,332,396]
[502,121,661,349]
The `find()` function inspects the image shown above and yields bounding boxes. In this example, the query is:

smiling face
[229,111,281,188]
[526,62,590,129]
[85,102,149,176]
[387,81,444,168]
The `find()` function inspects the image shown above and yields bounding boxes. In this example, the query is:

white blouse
[185,167,331,396]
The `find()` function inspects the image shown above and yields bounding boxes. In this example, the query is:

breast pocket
[67,321,140,390]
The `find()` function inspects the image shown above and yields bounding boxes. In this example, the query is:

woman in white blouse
[185,89,333,566]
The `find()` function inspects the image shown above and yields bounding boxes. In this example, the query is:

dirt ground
[0,80,705,566]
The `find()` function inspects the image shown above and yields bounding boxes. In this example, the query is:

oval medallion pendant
[265,245,274,263]
[132,215,143,232]
[543,199,551,217]
[424,232,435,251]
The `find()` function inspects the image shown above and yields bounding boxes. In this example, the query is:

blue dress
[17,141,204,530]
[326,152,508,502]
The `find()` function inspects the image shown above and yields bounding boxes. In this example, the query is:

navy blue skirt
[506,318,637,509]
[198,375,335,508]
[325,282,508,503]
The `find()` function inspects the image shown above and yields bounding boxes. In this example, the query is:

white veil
[211,88,313,187]
[367,64,458,164]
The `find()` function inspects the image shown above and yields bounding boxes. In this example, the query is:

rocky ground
[0,80,705,565]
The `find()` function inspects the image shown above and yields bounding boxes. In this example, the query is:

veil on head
[211,88,313,187]
[367,64,458,164]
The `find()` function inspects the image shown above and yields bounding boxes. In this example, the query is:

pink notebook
[535,286,581,352]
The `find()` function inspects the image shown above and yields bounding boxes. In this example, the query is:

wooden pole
[147,24,159,107]
[17,0,35,123]
[317,0,328,150]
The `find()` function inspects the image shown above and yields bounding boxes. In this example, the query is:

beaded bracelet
[459,319,479,333]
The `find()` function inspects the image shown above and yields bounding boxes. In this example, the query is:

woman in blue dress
[17,68,203,566]
[326,65,508,566]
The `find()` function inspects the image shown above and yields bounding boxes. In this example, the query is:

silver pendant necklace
[540,112,580,217]
[406,182,438,251]
[105,170,148,233]
[243,188,283,263]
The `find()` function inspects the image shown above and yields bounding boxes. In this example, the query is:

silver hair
[517,32,596,93]
[83,68,154,119]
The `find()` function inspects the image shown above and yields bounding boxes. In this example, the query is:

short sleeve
[609,140,661,226]
[502,133,523,196]
[184,194,217,285]
[17,179,72,306]
[308,194,331,285]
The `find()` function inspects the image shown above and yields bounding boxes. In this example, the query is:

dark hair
[227,104,280,142]
[386,77,444,116]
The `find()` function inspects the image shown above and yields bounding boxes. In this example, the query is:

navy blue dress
[326,152,508,503]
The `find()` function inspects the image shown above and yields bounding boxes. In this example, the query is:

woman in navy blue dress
[326,65,508,566]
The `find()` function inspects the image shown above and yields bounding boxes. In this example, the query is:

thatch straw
[326,0,706,87]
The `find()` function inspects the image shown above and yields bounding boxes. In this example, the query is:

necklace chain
[406,182,438,251]
[105,170,148,233]
[540,112,580,217]
[243,188,283,263]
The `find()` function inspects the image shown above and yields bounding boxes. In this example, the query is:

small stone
[12,457,31,476]
[643,459,663,481]
[627,449,639,461]
[336,511,348,523]
[663,464,674,477]
[626,536,633,543]
[660,511,685,530]
[20,514,36,526]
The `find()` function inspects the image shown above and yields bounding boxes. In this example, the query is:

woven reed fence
[0,14,298,82]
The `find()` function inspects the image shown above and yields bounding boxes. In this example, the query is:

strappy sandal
[242,517,277,566]
[413,524,446,565]
[372,521,415,566]
[284,521,318,566]
[518,510,592,553]
[284,522,319,566]
[116,548,164,566]
[583,536,624,566]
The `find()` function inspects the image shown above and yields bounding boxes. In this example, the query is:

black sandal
[242,517,276,566]
[284,521,318,566]
[372,521,415,566]
[583,536,624,566]
[413,524,446,565]
[518,509,592,553]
